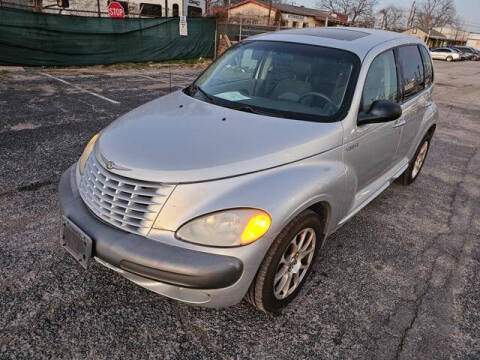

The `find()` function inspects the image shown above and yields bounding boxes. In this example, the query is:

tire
[245,210,323,313]
[446,56,453,62]
[396,133,432,186]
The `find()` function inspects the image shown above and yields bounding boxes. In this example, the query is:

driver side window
[361,50,398,112]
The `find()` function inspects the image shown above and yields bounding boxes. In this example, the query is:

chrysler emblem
[101,153,130,171]
[105,160,115,170]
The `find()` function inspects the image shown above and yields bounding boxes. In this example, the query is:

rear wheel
[446,56,453,62]
[245,210,323,313]
[397,134,432,185]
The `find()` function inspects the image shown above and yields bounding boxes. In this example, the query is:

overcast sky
[299,0,480,32]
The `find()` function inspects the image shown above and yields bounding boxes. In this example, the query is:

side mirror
[357,100,402,126]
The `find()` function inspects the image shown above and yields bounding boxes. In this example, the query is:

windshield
[187,41,360,122]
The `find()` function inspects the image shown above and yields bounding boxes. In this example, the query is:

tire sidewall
[260,212,323,312]
[409,136,431,183]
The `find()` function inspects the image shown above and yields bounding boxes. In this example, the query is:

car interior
[196,42,356,118]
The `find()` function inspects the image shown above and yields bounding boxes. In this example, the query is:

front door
[343,49,402,193]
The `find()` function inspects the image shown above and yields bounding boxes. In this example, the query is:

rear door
[396,45,430,160]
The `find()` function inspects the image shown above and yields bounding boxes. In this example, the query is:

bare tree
[317,0,378,26]
[205,0,213,15]
[413,0,456,31]
[378,5,406,31]
[212,0,284,6]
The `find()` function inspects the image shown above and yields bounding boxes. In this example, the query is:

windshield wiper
[188,87,290,119]
[190,84,215,104]
[233,105,259,114]
[233,105,289,119]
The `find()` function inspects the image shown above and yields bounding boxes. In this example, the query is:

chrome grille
[78,155,175,236]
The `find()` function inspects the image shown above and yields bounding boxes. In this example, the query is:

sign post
[108,2,125,18]
[179,16,188,36]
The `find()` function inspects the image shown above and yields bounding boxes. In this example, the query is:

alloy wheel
[412,140,429,179]
[273,228,316,300]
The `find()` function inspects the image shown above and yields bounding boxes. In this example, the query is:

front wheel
[245,210,323,313]
[446,56,453,62]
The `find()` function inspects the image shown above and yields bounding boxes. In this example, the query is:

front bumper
[59,165,246,306]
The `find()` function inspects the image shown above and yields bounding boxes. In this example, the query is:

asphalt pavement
[0,61,479,359]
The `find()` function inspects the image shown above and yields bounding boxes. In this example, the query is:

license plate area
[61,216,92,269]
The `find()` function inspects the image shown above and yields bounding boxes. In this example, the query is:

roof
[406,27,446,39]
[275,3,348,22]
[248,27,422,59]
[468,33,480,40]
[274,4,328,18]
[217,0,272,12]
[213,0,348,23]
[426,28,445,38]
[280,28,369,41]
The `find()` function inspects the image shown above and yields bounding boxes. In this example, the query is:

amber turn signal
[241,213,271,245]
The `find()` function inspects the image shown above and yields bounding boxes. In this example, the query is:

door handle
[393,119,406,128]
[424,101,433,108]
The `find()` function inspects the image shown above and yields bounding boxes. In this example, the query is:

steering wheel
[299,92,335,109]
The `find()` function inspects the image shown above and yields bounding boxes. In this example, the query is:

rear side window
[419,46,433,87]
[361,50,398,112]
[397,45,424,100]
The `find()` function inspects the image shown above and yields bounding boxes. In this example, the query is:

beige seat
[272,62,312,102]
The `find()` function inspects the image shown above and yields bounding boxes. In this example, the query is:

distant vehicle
[448,46,475,61]
[430,47,462,61]
[451,46,480,61]
[59,28,438,312]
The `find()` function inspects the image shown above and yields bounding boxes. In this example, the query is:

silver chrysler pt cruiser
[59,28,438,312]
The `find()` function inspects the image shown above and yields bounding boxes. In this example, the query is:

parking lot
[0,60,479,359]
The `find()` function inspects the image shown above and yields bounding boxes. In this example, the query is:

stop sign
[108,2,125,18]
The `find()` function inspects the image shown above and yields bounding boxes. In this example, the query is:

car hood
[96,91,343,183]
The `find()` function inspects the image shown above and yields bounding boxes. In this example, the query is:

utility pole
[407,0,416,28]
[227,0,231,24]
[267,0,272,26]
[426,14,432,47]
[380,10,387,30]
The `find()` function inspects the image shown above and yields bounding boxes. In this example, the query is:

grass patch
[30,58,212,71]
[108,58,212,68]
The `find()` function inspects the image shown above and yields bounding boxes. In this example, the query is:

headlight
[78,133,99,175]
[176,209,271,247]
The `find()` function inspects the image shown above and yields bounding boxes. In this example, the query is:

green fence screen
[0,7,215,66]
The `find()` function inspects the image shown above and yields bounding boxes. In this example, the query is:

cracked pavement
[0,61,479,359]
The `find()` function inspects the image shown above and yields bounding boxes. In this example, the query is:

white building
[466,33,480,50]
[433,26,469,46]
[118,0,206,17]
[37,0,205,17]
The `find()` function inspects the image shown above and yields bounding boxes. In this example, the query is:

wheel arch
[275,197,334,251]
[307,201,332,239]
[426,123,436,138]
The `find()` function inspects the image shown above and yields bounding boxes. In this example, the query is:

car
[449,46,475,61]
[452,46,480,61]
[430,47,462,61]
[59,28,438,313]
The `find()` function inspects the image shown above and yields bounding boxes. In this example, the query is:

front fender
[146,148,347,298]
[154,146,348,243]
